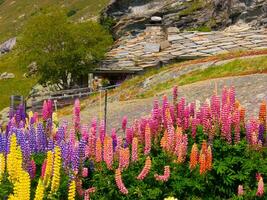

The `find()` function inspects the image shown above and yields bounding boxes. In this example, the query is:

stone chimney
[143,16,170,53]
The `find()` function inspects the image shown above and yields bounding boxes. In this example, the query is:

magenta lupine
[256,176,264,197]
[47,99,53,117]
[169,105,175,125]
[177,97,185,126]
[221,104,231,142]
[126,127,133,145]
[152,99,160,122]
[122,116,128,132]
[189,102,195,117]
[91,118,97,130]
[81,126,89,141]
[42,100,49,121]
[202,103,211,132]
[221,87,228,106]
[99,120,105,143]
[211,95,220,120]
[191,118,199,139]
[162,95,169,128]
[144,124,151,155]
[73,99,81,132]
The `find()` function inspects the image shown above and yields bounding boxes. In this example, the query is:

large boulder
[102,0,267,38]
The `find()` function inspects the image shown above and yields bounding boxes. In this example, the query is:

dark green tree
[19,7,113,89]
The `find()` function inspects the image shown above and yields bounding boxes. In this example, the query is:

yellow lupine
[68,180,76,200]
[44,150,53,188]
[50,146,61,194]
[7,135,23,183]
[52,112,58,124]
[19,170,31,200]
[34,179,45,200]
[0,153,5,182]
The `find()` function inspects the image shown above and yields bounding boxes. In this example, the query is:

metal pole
[104,89,108,132]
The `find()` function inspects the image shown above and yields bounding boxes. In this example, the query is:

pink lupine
[189,102,195,117]
[256,176,264,197]
[31,159,36,179]
[238,185,244,196]
[91,118,97,131]
[81,125,89,141]
[162,95,169,127]
[103,136,113,169]
[202,103,211,132]
[137,156,151,180]
[73,99,81,131]
[111,128,117,150]
[47,99,53,117]
[144,124,151,155]
[41,159,47,179]
[152,99,160,122]
[115,168,128,194]
[154,166,170,182]
[99,120,105,143]
[122,116,128,132]
[131,137,138,162]
[177,97,185,125]
[116,136,123,152]
[82,168,88,177]
[167,122,175,152]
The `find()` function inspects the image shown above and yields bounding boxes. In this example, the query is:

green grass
[138,56,267,98]
[0,52,37,110]
[0,0,109,111]
[0,0,109,43]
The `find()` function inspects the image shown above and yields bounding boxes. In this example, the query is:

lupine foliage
[0,87,266,199]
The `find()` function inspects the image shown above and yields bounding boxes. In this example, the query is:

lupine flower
[122,116,128,132]
[199,152,206,175]
[137,156,151,180]
[95,138,102,162]
[0,153,5,182]
[173,86,178,106]
[103,136,113,169]
[144,124,151,155]
[73,99,81,132]
[42,100,49,121]
[189,143,199,170]
[51,146,61,194]
[84,187,97,200]
[115,168,128,194]
[34,179,45,200]
[111,128,117,151]
[82,168,88,177]
[154,166,170,182]
[164,197,178,200]
[119,147,130,170]
[68,179,76,200]
[256,176,264,197]
[238,185,244,196]
[131,137,138,162]
[206,146,212,171]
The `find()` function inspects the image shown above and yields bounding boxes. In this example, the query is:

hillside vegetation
[0,0,109,43]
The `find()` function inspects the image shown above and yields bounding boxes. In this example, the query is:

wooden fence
[28,84,120,112]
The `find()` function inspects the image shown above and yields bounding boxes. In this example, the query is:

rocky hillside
[102,0,267,38]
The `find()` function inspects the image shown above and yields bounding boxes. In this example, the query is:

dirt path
[61,74,267,132]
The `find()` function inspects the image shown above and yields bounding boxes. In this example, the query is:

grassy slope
[0,0,109,110]
[0,0,109,43]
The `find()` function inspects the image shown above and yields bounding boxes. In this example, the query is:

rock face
[0,72,15,80]
[0,37,16,54]
[102,0,267,38]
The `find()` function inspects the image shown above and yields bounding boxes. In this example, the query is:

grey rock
[0,37,16,54]
[0,72,15,80]
[144,43,160,53]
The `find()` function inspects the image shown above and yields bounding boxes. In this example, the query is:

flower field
[0,86,266,199]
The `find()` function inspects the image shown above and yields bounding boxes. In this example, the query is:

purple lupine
[71,146,80,172]
[47,139,54,151]
[78,139,87,163]
[122,116,128,132]
[29,125,37,153]
[111,128,117,151]
[56,126,65,145]
[37,123,46,152]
